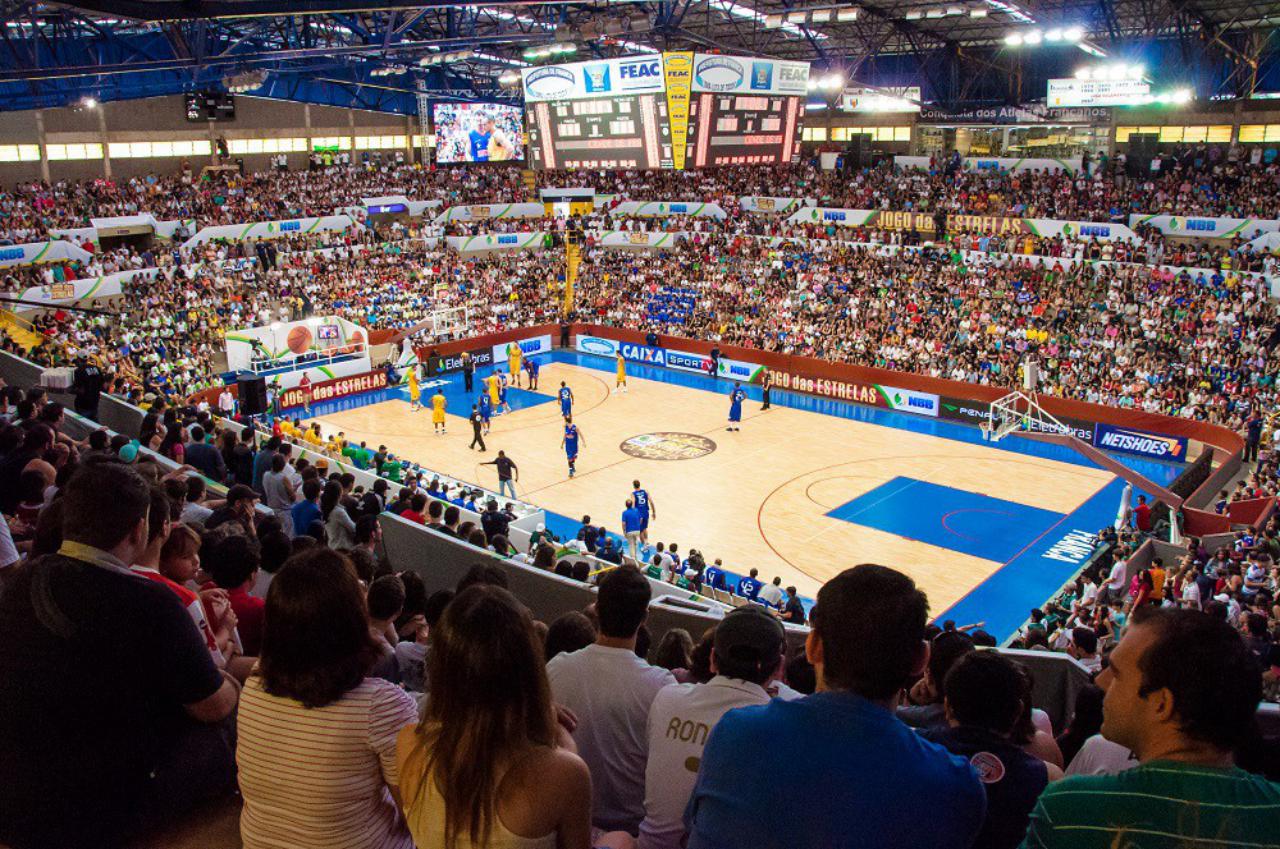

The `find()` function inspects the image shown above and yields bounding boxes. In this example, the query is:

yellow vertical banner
[662,52,694,171]
[563,242,581,315]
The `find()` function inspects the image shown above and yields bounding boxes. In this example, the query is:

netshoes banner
[446,232,548,253]
[1093,423,1188,463]
[740,196,812,214]
[610,201,729,220]
[785,207,1136,241]
[279,369,388,410]
[1127,214,1280,240]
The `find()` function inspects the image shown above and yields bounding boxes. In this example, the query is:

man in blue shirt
[684,564,985,849]
[735,568,761,600]
[621,498,644,562]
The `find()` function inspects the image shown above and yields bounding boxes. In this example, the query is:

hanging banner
[785,207,1135,240]
[7,267,159,313]
[663,51,694,171]
[435,203,546,223]
[0,240,94,268]
[691,54,810,95]
[1128,214,1280,240]
[609,201,728,220]
[894,155,1081,175]
[740,196,812,214]
[591,230,685,249]
[446,232,547,253]
[182,215,360,247]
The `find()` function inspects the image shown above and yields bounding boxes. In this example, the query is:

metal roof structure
[0,0,1277,112]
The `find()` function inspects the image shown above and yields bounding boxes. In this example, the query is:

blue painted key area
[826,477,1066,564]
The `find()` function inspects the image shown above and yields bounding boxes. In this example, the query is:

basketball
[286,325,312,355]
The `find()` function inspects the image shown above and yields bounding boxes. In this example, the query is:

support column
[34,110,49,182]
[97,107,112,179]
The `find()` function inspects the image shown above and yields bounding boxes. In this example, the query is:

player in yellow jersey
[407,366,421,411]
[507,342,523,388]
[487,371,501,411]
[615,352,628,394]
[431,388,447,434]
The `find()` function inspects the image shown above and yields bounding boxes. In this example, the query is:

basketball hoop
[984,391,1071,444]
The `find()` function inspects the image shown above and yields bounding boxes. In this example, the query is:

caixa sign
[620,342,667,366]
[1093,424,1187,462]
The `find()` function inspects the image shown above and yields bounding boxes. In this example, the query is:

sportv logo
[667,351,711,372]
[1097,429,1184,458]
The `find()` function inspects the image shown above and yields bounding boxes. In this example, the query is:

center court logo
[620,432,716,461]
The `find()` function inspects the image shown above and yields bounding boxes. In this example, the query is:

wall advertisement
[492,334,553,364]
[279,369,388,410]
[1093,423,1188,462]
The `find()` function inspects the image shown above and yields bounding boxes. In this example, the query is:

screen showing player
[432,102,524,163]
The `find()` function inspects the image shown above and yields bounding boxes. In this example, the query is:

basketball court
[310,351,1183,639]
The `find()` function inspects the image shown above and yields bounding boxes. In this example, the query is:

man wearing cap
[640,608,786,849]
[206,484,259,536]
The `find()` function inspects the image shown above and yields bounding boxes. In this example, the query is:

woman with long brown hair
[396,585,632,849]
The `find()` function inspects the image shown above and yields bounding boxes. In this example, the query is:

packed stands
[0,151,1278,849]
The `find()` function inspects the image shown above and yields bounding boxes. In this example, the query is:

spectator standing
[71,354,105,420]
[184,425,226,481]
[238,548,418,849]
[548,567,676,835]
[481,498,511,542]
[1024,608,1280,847]
[0,462,238,849]
[640,608,785,849]
[398,585,633,849]
[684,564,985,849]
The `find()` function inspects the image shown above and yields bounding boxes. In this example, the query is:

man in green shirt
[1022,608,1280,848]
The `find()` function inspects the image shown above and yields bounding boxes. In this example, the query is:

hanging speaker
[237,375,268,416]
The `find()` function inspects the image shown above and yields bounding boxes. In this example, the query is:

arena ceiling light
[807,73,845,91]
[713,0,831,41]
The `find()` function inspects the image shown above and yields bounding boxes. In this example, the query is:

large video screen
[685,93,802,167]
[433,102,524,163]
[525,94,673,170]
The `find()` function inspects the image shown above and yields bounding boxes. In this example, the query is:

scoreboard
[685,93,802,167]
[526,94,673,170]
[521,52,808,170]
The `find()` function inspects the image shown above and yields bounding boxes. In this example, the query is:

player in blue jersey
[558,381,574,418]
[727,381,746,431]
[561,415,586,478]
[477,392,492,434]
[498,370,512,415]
[631,478,657,545]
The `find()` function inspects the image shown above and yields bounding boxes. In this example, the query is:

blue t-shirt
[685,691,985,849]
[632,488,651,515]
[736,576,760,599]
[559,387,572,405]
[564,424,579,453]
[468,130,491,161]
[622,506,644,533]
[290,499,322,537]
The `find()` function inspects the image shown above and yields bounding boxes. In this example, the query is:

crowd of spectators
[0,397,1275,849]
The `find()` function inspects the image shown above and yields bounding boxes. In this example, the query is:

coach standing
[760,367,773,410]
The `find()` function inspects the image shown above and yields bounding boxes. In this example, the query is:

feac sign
[620,60,660,80]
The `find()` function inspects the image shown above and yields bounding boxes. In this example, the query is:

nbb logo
[279,221,301,232]
[497,235,519,245]
[718,362,753,379]
[0,247,26,261]
[1078,225,1111,237]
[1184,219,1216,232]
[1094,425,1186,461]
[619,60,659,80]
[823,211,847,221]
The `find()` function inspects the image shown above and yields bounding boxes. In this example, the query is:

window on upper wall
[0,144,41,162]
[46,143,104,161]
[801,126,827,141]
[310,136,353,150]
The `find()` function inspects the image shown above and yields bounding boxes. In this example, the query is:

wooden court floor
[313,361,1113,611]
